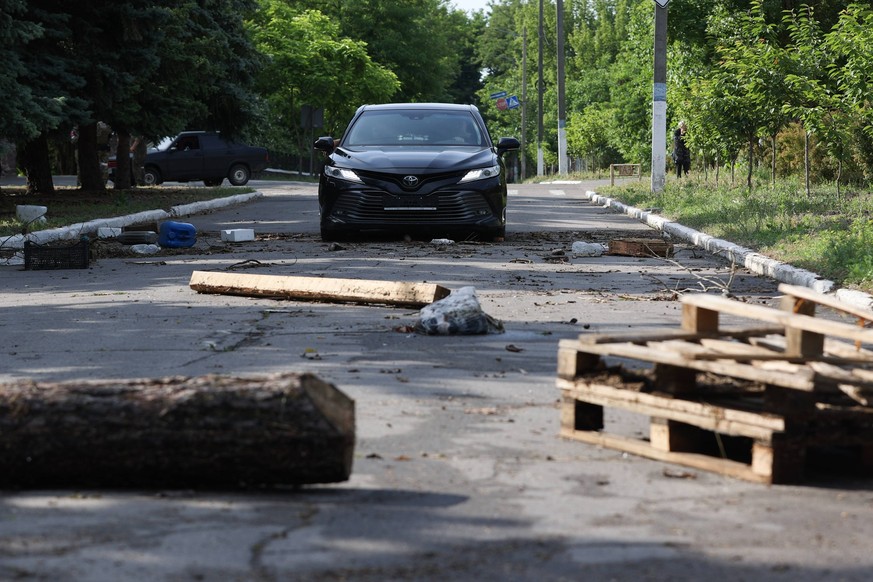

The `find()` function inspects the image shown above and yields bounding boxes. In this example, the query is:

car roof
[357,103,479,113]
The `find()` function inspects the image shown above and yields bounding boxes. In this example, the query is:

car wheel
[143,167,161,186]
[203,177,224,187]
[228,164,250,186]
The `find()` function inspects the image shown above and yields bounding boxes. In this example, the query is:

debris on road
[571,241,605,257]
[415,286,504,335]
[189,270,451,307]
[0,372,355,488]
[220,228,255,242]
[608,237,673,258]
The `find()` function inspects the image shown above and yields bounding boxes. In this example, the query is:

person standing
[673,120,690,177]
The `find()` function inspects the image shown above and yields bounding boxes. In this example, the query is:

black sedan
[314,103,519,241]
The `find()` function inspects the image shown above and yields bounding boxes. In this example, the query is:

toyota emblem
[402,175,419,188]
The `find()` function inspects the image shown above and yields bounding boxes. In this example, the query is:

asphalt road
[1,180,872,581]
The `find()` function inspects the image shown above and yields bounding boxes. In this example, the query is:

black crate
[24,239,90,270]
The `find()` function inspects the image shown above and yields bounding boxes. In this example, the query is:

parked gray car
[143,131,269,186]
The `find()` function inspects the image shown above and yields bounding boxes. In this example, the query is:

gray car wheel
[228,164,250,186]
[143,167,161,186]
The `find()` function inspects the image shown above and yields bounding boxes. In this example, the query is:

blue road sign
[490,91,507,99]
[506,95,521,110]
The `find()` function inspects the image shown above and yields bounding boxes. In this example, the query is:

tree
[247,5,399,158]
[13,1,90,194]
[335,0,464,102]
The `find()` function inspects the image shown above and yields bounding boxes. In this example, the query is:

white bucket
[16,205,47,225]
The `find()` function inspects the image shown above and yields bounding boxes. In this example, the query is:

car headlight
[324,166,363,183]
[459,165,501,183]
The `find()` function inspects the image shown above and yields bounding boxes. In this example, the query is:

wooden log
[189,270,450,307]
[0,373,355,489]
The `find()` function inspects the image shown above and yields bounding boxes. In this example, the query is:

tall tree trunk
[837,158,842,201]
[131,135,147,186]
[715,152,720,186]
[804,129,811,198]
[771,132,777,188]
[18,134,55,195]
[77,122,106,191]
[113,130,132,189]
[747,138,754,190]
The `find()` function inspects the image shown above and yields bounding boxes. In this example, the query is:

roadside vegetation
[599,174,873,293]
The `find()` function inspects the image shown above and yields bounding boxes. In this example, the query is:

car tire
[203,177,224,187]
[228,164,250,186]
[143,167,162,186]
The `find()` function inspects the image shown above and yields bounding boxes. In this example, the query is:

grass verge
[599,175,873,293]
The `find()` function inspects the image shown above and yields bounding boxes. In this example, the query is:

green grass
[599,175,873,292]
[0,185,252,237]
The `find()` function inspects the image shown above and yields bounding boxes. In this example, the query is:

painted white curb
[1,192,264,251]
[586,189,873,311]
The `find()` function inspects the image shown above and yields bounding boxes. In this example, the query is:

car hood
[333,147,496,172]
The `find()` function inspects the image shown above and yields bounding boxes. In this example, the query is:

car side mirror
[314,136,336,153]
[496,137,520,154]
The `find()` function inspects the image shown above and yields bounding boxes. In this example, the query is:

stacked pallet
[557,284,873,484]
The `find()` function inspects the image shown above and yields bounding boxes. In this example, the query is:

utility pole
[651,0,668,192]
[521,25,527,181]
[537,0,544,176]
[556,0,567,175]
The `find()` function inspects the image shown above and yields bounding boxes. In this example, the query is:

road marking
[508,189,519,196]
[549,190,566,196]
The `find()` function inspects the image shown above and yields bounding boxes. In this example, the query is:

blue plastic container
[158,221,197,248]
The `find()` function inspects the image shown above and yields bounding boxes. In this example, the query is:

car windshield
[344,110,486,147]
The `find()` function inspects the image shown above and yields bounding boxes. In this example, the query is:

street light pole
[521,25,527,181]
[651,1,668,192]
[537,0,544,176]
[556,0,567,175]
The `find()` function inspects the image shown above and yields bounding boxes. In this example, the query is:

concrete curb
[586,189,873,312]
[0,192,263,251]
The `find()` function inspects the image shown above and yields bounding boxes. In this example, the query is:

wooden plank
[558,379,785,436]
[560,339,816,391]
[579,326,784,345]
[559,425,772,484]
[682,302,720,333]
[189,271,450,307]
[681,293,873,345]
[752,336,873,362]
[779,283,873,321]
[557,342,601,379]
[608,238,673,258]
[780,290,825,357]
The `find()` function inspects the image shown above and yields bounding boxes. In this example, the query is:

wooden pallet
[557,284,873,484]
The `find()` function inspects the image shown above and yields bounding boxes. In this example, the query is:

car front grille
[331,189,494,224]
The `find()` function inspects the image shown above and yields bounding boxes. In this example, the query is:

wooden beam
[681,293,873,345]
[189,271,451,307]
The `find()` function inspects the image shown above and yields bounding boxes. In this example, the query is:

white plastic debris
[221,229,256,242]
[571,241,605,257]
[415,286,504,335]
[16,205,47,225]
[430,238,455,245]
[98,227,123,239]
[129,244,161,255]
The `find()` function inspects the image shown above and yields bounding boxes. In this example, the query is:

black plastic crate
[24,239,90,270]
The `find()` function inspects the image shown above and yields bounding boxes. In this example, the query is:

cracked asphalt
[1,180,872,581]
